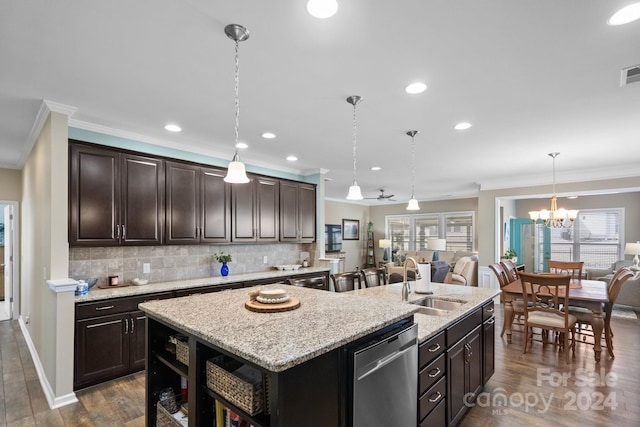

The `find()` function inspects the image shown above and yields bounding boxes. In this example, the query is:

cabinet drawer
[420,398,445,427]
[76,292,173,320]
[419,376,446,421]
[483,301,495,321]
[446,308,482,347]
[419,353,445,394]
[419,331,445,368]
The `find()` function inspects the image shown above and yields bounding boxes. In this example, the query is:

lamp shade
[625,241,640,255]
[346,183,363,200]
[406,198,420,210]
[427,238,446,251]
[224,157,250,183]
[378,239,391,249]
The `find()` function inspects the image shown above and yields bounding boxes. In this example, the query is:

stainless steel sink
[409,297,466,316]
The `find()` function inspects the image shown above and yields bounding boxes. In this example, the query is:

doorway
[1,202,19,321]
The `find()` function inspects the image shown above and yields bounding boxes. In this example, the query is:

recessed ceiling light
[235,142,248,149]
[286,155,298,162]
[307,0,338,19]
[371,166,382,171]
[405,82,427,94]
[454,122,472,130]
[164,124,181,132]
[261,132,276,139]
[608,3,640,25]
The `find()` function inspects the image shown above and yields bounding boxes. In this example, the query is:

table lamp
[379,239,391,262]
[427,238,447,261]
[625,241,640,270]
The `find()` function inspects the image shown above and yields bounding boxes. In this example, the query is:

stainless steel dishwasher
[347,320,418,427]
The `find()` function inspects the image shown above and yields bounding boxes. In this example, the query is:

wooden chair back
[361,268,387,287]
[548,260,584,280]
[489,263,510,288]
[500,260,519,282]
[517,272,572,322]
[330,272,362,292]
[607,267,634,306]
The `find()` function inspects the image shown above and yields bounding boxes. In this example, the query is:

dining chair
[361,267,387,287]
[517,271,576,363]
[330,271,362,292]
[500,260,519,283]
[548,260,584,281]
[568,267,634,358]
[489,263,525,337]
[388,270,416,284]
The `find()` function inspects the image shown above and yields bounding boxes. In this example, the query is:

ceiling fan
[365,189,396,201]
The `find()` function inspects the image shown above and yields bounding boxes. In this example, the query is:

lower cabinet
[447,324,482,426]
[482,301,496,384]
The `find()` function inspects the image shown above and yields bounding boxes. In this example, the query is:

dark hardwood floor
[1,303,638,426]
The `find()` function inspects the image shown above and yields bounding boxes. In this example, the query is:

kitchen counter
[74,266,330,302]
[139,284,419,372]
[348,282,501,342]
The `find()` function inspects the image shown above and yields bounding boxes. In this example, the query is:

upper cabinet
[231,175,279,242]
[165,161,230,244]
[280,180,316,242]
[69,141,316,247]
[69,142,164,246]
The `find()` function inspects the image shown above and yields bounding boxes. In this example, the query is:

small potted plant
[213,252,232,276]
[501,249,518,263]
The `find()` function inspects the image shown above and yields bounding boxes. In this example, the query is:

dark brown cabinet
[447,324,482,427]
[74,292,172,390]
[69,142,164,246]
[482,301,495,384]
[232,175,279,242]
[279,180,316,242]
[165,161,230,244]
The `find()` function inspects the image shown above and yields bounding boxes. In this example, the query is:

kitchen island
[139,282,500,427]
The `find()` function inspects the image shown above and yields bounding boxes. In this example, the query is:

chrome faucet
[402,256,418,301]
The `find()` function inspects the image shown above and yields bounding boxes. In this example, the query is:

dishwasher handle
[357,342,415,381]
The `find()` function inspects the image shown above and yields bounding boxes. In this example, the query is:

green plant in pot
[501,249,518,262]
[213,252,232,276]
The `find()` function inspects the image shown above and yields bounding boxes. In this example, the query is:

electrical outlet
[143,263,151,274]
[263,255,268,264]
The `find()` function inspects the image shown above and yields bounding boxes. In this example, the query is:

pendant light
[406,130,420,210]
[346,96,363,200]
[223,24,250,184]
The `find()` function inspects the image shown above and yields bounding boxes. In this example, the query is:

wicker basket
[175,339,189,365]
[206,358,264,416]
[156,396,185,427]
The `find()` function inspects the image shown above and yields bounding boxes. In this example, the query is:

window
[386,211,475,259]
[550,208,623,269]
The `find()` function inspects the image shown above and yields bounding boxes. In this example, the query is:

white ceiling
[1,0,639,203]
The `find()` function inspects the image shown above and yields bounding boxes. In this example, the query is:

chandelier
[528,152,578,228]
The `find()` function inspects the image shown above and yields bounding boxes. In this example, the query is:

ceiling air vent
[621,65,640,86]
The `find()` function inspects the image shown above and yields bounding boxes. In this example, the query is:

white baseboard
[18,316,78,409]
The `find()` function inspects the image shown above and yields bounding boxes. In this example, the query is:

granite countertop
[74,266,330,302]
[348,283,501,342]
[139,284,420,372]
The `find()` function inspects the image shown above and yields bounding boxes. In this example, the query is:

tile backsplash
[69,243,315,287]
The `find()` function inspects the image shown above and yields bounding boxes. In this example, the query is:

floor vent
[621,65,640,86]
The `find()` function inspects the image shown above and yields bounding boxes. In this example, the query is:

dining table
[501,278,608,362]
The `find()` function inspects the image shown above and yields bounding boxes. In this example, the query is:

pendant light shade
[406,130,420,210]
[346,95,364,200]
[223,24,250,184]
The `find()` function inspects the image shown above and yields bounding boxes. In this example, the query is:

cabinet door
[69,143,120,246]
[483,316,495,384]
[231,178,256,242]
[256,177,279,241]
[201,167,231,242]
[467,326,483,399]
[121,153,164,245]
[130,310,147,371]
[279,181,299,241]
[165,161,199,244]
[74,313,129,389]
[298,183,316,241]
[447,337,467,427]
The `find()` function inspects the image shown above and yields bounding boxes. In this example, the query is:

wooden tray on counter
[245,297,300,313]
